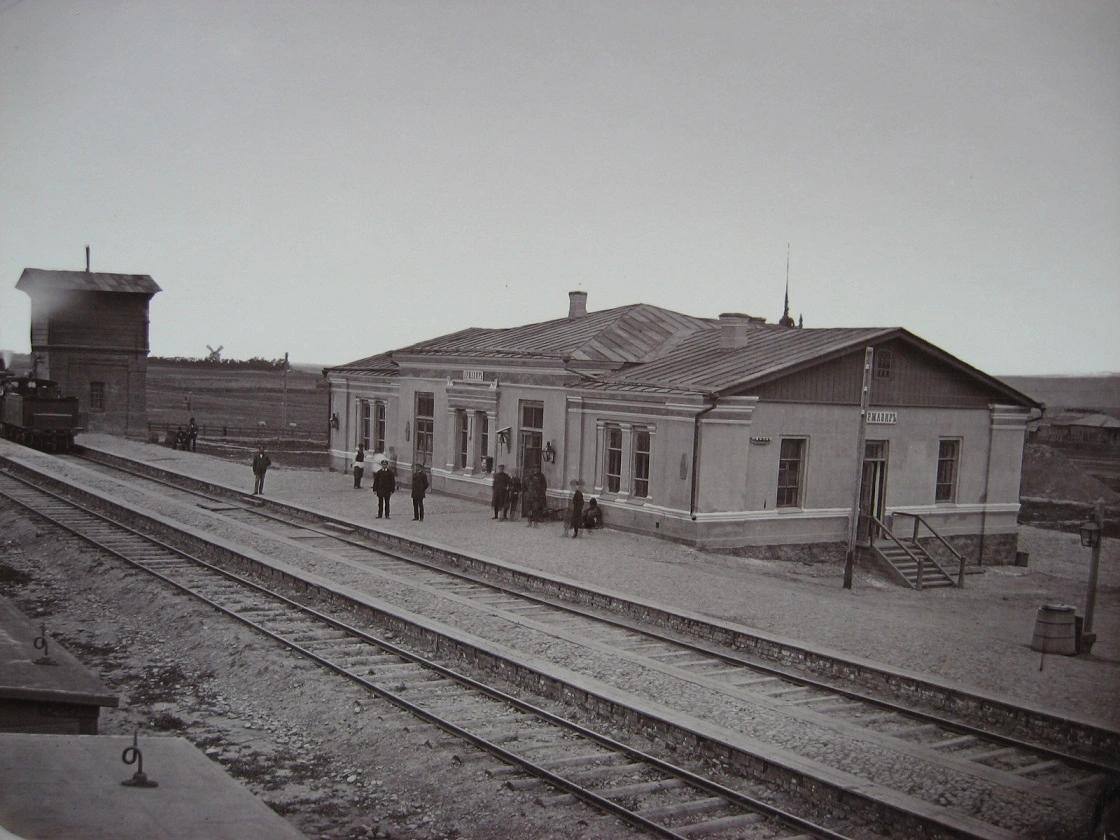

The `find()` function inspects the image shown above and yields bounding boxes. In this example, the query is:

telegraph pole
[281,352,289,435]
[843,347,875,590]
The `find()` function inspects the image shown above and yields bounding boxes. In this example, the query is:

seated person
[582,497,603,530]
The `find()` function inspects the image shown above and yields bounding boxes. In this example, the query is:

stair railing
[866,514,927,589]
[892,511,965,588]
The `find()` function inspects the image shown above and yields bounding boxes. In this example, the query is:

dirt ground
[0,504,642,840]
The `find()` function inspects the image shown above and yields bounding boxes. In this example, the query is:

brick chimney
[568,290,588,318]
[718,312,755,350]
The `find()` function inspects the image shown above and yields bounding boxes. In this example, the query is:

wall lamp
[330,412,340,430]
[543,441,556,463]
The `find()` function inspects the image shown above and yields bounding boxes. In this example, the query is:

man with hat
[372,457,396,519]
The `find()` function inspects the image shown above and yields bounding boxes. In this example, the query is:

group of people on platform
[491,464,602,536]
[350,445,429,521]
[171,417,199,451]
[348,446,603,534]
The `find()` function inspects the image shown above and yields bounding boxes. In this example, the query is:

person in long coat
[491,465,510,520]
[525,469,547,527]
[411,463,429,521]
[506,469,522,521]
[352,445,366,489]
[251,446,271,495]
[372,458,396,519]
[566,479,585,538]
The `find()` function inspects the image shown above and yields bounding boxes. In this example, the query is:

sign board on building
[866,410,897,425]
[462,369,485,382]
[749,436,771,445]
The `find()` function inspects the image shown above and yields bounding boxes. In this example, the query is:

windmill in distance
[205,345,223,362]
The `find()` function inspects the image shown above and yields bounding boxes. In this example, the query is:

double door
[857,440,888,543]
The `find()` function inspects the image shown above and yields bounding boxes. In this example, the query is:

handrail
[892,511,965,587]
[865,514,928,589]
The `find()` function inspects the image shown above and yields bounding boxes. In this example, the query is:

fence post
[916,552,924,590]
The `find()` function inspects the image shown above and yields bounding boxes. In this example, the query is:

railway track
[4,448,1115,837]
[0,469,844,840]
[66,452,1120,800]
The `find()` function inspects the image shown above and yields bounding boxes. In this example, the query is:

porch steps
[872,539,956,590]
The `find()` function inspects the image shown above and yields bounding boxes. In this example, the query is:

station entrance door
[857,440,888,543]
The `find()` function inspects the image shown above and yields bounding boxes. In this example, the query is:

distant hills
[999,374,1120,416]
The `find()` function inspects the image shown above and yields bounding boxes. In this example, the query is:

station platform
[0,597,117,735]
[0,733,305,839]
[4,433,1118,727]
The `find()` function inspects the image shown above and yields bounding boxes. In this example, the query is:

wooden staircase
[864,512,962,590]
[871,538,955,589]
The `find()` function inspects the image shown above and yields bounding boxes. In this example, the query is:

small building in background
[16,249,160,436]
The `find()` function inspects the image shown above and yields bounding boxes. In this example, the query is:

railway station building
[325,292,1037,562]
[16,255,160,436]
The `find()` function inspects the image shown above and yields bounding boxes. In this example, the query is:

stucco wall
[325,369,1030,557]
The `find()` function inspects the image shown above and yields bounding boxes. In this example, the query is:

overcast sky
[1,1,1117,375]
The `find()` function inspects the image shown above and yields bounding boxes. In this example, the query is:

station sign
[866,410,897,425]
[462,369,486,382]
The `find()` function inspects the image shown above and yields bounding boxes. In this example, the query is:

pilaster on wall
[986,404,1031,508]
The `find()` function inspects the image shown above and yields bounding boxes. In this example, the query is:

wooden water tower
[16,248,161,435]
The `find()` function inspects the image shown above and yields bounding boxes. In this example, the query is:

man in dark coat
[566,479,585,538]
[410,463,429,521]
[187,417,198,452]
[491,464,509,520]
[251,446,271,495]
[525,469,547,527]
[352,444,366,488]
[506,469,522,520]
[372,458,396,519]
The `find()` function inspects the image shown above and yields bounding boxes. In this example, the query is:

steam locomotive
[0,372,81,452]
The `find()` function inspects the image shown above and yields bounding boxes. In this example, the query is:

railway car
[0,375,81,452]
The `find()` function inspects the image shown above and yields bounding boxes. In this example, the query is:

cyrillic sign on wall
[462,369,485,382]
[866,410,897,425]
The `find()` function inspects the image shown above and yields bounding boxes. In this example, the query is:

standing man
[187,417,199,452]
[491,464,510,520]
[372,458,395,519]
[352,444,366,489]
[525,469,547,527]
[411,463,429,521]
[566,479,585,538]
[506,469,522,521]
[251,445,271,495]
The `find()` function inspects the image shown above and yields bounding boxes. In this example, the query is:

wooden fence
[147,421,326,444]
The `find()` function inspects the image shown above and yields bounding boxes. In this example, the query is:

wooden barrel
[1031,604,1077,655]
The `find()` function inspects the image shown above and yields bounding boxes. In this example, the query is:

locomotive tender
[0,374,81,451]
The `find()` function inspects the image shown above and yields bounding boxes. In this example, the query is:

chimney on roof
[85,245,90,273]
[568,290,588,319]
[718,313,756,350]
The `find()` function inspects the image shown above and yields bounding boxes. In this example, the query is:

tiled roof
[587,322,1037,406]
[327,352,398,376]
[397,304,709,364]
[17,268,161,295]
[592,323,893,394]
[327,302,1036,407]
[1046,412,1120,429]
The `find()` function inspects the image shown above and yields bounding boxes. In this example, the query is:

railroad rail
[0,469,844,840]
[67,452,1120,790]
[3,447,1115,837]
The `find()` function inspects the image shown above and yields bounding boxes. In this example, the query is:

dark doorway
[857,440,888,543]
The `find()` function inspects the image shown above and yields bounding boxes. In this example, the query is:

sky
[1,1,1117,376]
